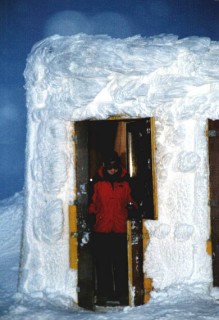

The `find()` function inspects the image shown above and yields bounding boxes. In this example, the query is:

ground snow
[0,192,219,319]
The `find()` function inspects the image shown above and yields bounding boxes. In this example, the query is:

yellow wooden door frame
[69,204,78,270]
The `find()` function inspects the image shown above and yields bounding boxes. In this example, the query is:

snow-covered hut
[19,33,219,309]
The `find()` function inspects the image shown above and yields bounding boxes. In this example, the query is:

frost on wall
[20,33,219,301]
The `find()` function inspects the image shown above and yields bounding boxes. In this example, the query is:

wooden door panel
[212,244,219,257]
[211,218,219,239]
[127,219,144,306]
[126,118,157,220]
[75,121,94,310]
[212,259,219,286]
[212,219,219,257]
[208,119,219,288]
[126,118,156,306]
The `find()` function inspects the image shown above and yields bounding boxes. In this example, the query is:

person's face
[107,167,118,175]
[106,161,119,175]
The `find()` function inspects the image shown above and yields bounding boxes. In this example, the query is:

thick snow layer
[20,33,219,302]
[1,193,219,318]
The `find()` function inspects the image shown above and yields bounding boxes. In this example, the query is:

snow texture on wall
[20,33,219,302]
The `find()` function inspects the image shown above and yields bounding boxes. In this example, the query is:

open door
[74,121,95,310]
[126,118,156,306]
[126,118,157,219]
[208,119,219,287]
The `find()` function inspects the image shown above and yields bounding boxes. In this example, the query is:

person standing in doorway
[88,151,137,306]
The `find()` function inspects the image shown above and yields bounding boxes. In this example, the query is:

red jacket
[88,166,137,233]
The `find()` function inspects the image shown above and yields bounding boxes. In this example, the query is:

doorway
[74,117,157,309]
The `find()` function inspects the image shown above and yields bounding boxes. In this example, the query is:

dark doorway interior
[88,119,156,219]
[75,118,156,310]
[88,120,125,178]
[88,120,129,306]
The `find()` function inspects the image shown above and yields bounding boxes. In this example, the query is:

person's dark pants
[92,232,128,301]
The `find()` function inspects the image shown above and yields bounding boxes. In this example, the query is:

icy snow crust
[1,193,219,318]
[21,33,219,303]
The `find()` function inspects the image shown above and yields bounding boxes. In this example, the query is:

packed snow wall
[20,33,219,302]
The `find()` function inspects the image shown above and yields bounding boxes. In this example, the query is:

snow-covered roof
[24,33,219,120]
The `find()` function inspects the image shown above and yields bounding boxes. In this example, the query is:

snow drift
[1,191,219,320]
